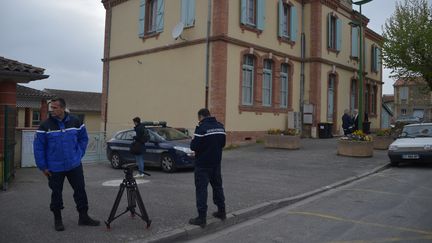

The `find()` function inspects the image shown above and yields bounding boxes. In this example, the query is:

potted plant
[337,130,373,157]
[373,128,395,150]
[264,128,301,149]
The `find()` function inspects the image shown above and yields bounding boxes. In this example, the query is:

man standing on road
[342,109,353,135]
[132,117,150,177]
[189,108,226,228]
[33,98,100,231]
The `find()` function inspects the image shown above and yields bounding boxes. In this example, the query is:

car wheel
[390,159,399,167]
[110,152,123,169]
[161,154,176,173]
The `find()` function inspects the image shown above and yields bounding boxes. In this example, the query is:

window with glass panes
[280,64,289,108]
[246,0,256,26]
[146,0,158,33]
[262,59,273,106]
[242,55,255,105]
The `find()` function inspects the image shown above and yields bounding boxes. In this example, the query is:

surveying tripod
[105,163,151,229]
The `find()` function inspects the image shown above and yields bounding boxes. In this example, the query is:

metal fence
[21,131,107,168]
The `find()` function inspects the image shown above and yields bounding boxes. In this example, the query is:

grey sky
[0,0,398,94]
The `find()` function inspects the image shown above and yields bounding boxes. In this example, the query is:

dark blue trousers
[48,164,88,213]
[194,165,225,218]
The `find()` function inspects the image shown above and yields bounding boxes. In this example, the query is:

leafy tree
[382,0,432,90]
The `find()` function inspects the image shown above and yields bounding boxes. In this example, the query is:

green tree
[382,0,432,90]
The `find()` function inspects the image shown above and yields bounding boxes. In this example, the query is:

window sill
[327,48,340,55]
[141,32,160,41]
[278,37,295,47]
[240,24,262,36]
[239,105,292,115]
[350,56,359,61]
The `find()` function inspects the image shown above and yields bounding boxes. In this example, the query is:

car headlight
[388,145,399,151]
[174,146,195,156]
[424,145,432,150]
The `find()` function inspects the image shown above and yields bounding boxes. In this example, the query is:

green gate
[1,105,16,190]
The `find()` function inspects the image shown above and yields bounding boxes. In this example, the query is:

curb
[144,163,390,243]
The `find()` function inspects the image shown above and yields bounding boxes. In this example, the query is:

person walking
[189,108,226,228]
[132,117,150,177]
[342,109,353,135]
[33,98,100,231]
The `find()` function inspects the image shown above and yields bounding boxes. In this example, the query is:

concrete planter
[264,135,301,149]
[373,136,394,150]
[337,139,373,157]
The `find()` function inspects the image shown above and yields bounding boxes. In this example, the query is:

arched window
[350,79,357,111]
[262,59,273,106]
[280,64,289,108]
[242,55,255,105]
[327,74,336,122]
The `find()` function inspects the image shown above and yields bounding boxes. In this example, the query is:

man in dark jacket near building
[33,98,100,231]
[189,108,226,228]
[342,109,353,135]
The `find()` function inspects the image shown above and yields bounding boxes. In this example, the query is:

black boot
[212,209,226,220]
[188,216,206,228]
[53,210,65,231]
[78,212,100,226]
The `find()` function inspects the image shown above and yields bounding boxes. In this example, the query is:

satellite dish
[172,22,185,40]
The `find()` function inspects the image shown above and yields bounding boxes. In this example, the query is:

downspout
[300,0,306,135]
[205,0,212,108]
[103,4,112,133]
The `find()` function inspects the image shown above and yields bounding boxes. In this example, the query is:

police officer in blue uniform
[34,98,100,231]
[189,108,226,227]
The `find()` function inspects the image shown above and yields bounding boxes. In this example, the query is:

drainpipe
[103,5,112,133]
[205,0,212,108]
[300,0,306,134]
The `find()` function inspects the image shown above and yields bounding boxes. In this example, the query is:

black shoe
[78,214,100,226]
[189,217,206,228]
[54,219,65,231]
[212,210,226,220]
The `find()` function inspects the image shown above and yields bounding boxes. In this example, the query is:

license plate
[402,154,420,159]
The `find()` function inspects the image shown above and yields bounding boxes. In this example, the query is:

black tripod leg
[127,187,137,217]
[134,186,152,228]
[105,182,126,228]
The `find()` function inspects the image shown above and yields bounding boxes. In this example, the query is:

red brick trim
[102,0,129,9]
[226,131,266,145]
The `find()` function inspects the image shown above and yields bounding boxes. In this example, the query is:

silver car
[388,123,432,166]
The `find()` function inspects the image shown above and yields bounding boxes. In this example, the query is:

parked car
[388,123,432,166]
[106,122,195,172]
[395,115,421,124]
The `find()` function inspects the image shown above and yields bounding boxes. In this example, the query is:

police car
[106,121,195,172]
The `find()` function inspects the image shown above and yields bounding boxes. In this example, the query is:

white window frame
[280,64,289,108]
[262,59,273,107]
[242,55,254,106]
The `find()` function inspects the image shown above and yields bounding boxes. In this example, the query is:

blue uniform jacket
[190,117,226,168]
[33,113,89,172]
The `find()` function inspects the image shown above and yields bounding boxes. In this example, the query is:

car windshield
[150,127,190,141]
[402,125,432,138]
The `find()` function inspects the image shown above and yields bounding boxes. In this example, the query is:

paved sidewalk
[0,138,389,243]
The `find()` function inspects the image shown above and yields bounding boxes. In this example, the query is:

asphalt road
[189,163,432,243]
[0,139,388,243]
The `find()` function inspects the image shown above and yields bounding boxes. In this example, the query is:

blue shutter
[257,0,265,30]
[336,18,342,51]
[278,0,284,37]
[290,6,297,42]
[188,0,195,26]
[241,0,247,25]
[138,0,146,37]
[371,46,376,71]
[351,27,359,57]
[327,14,331,48]
[181,0,188,25]
[376,47,381,70]
[155,0,164,33]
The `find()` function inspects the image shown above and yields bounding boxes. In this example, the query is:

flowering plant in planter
[376,128,392,137]
[267,128,300,136]
[341,130,373,142]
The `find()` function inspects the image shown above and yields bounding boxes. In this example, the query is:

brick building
[100,0,384,142]
[393,78,432,122]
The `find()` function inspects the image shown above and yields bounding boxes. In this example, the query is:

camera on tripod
[105,163,151,229]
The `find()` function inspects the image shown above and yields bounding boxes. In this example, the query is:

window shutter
[240,0,247,25]
[376,47,381,70]
[327,14,332,48]
[257,0,265,31]
[351,27,359,57]
[138,0,146,37]
[336,18,342,51]
[290,6,297,42]
[187,0,195,27]
[156,0,164,33]
[371,45,376,71]
[181,0,188,25]
[278,0,284,37]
